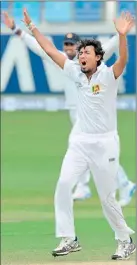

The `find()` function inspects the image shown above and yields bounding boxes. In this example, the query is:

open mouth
[81,61,86,66]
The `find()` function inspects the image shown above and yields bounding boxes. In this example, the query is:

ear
[96,55,101,62]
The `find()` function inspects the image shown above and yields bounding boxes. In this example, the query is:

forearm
[30,26,66,69]
[31,27,56,56]
[113,34,128,79]
[118,33,128,64]
[22,9,67,68]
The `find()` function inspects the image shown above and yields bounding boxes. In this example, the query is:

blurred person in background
[2,12,136,207]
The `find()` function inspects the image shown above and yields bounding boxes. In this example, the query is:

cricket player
[2,12,136,206]
[22,9,136,260]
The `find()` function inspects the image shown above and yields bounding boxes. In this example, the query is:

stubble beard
[81,68,91,74]
[67,54,76,60]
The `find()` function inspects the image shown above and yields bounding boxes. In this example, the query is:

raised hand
[22,8,31,26]
[114,12,135,35]
[2,11,15,29]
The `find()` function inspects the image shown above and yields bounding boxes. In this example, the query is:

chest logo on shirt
[92,85,100,95]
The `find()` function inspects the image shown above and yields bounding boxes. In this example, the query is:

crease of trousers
[54,130,134,240]
[69,109,91,186]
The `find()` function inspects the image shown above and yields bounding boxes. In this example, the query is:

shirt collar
[96,62,105,73]
[79,62,105,80]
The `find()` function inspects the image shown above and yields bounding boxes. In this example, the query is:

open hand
[114,12,135,35]
[2,11,15,29]
[22,8,31,25]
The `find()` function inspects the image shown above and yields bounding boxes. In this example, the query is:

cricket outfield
[1,110,136,265]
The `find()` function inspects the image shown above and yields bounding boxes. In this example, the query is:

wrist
[118,32,126,37]
[11,24,16,30]
[11,25,20,34]
[27,21,36,32]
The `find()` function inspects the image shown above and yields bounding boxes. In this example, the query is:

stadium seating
[1,1,136,24]
[74,1,105,21]
[12,1,41,25]
[1,1,10,10]
[118,1,136,15]
[44,2,72,22]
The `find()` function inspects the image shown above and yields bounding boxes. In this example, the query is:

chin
[81,67,88,73]
[67,54,75,60]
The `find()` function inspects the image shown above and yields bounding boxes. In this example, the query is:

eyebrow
[79,49,91,53]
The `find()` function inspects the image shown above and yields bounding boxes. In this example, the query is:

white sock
[117,165,129,189]
[64,237,75,241]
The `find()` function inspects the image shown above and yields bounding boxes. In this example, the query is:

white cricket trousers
[54,131,134,241]
[69,109,90,185]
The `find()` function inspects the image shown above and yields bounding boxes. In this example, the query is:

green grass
[1,110,136,264]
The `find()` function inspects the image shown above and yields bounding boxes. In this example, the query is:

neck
[85,66,97,80]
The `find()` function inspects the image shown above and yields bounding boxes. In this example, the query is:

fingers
[23,8,30,20]
[23,8,28,17]
[125,11,134,23]
[2,11,8,18]
[2,11,7,15]
[121,11,126,19]
[125,11,132,21]
[126,12,135,30]
[1,11,8,23]
[129,20,135,30]
[2,11,13,22]
[121,11,135,23]
[124,12,135,31]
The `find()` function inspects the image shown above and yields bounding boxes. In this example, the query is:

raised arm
[22,8,66,69]
[112,12,135,79]
[2,11,49,59]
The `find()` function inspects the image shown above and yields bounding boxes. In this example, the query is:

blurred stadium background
[1,1,136,265]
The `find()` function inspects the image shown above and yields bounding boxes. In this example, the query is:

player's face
[78,46,101,74]
[63,43,77,60]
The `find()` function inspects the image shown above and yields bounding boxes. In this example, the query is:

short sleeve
[106,66,120,87]
[63,59,80,83]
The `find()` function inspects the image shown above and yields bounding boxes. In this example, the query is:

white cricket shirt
[21,32,119,111]
[63,35,119,110]
[63,59,120,134]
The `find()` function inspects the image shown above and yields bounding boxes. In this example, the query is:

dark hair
[77,39,105,66]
